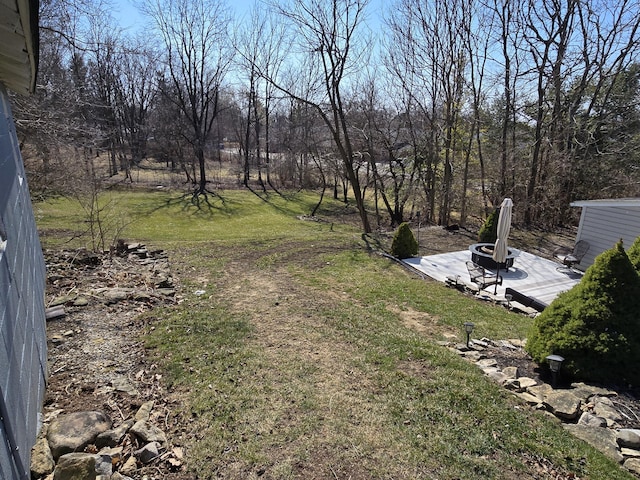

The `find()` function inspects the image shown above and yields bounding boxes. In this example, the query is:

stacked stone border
[444,338,640,477]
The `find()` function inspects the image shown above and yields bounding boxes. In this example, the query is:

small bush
[526,240,640,385]
[478,208,499,243]
[391,222,418,259]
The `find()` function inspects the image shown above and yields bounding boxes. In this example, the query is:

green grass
[35,190,336,247]
[36,189,634,479]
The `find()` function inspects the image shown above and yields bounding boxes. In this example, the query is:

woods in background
[14,0,640,231]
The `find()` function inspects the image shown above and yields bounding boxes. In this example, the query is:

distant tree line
[13,0,640,232]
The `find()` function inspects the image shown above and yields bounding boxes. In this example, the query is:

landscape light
[505,293,512,309]
[464,322,475,348]
[546,354,564,388]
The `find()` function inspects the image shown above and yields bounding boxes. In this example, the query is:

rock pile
[46,242,176,309]
[39,242,185,479]
[448,338,640,476]
[30,402,182,479]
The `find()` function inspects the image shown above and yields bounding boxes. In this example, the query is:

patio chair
[554,240,589,272]
[466,261,503,290]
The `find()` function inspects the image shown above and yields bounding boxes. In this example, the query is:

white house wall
[576,204,640,269]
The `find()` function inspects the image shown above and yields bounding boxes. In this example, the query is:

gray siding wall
[0,84,47,479]
[576,205,640,269]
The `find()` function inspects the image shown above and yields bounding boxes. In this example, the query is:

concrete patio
[403,248,583,309]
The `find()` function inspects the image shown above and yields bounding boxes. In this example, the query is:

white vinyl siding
[572,200,640,269]
[0,84,47,480]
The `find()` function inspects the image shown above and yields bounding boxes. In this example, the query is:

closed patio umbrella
[492,197,513,294]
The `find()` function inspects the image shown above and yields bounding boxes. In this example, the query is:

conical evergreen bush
[526,240,640,385]
[626,235,640,272]
[391,222,418,259]
[478,208,499,243]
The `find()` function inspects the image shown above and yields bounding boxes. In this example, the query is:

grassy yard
[35,190,632,479]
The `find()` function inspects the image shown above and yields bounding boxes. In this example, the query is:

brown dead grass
[386,303,459,340]
[203,256,412,478]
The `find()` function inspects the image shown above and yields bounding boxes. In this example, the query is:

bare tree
[85,16,122,177]
[234,4,288,193]
[113,36,158,179]
[14,0,124,193]
[522,0,579,223]
[486,0,525,203]
[460,0,492,224]
[385,2,440,224]
[352,72,421,227]
[557,0,640,215]
[261,0,373,232]
[521,0,640,224]
[150,76,196,182]
[144,0,232,197]
[386,0,470,226]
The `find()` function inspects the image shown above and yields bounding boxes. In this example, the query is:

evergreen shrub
[478,208,499,243]
[526,240,640,386]
[391,222,418,259]
[626,235,640,272]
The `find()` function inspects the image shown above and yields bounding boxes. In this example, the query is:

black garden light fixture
[504,293,512,309]
[464,322,475,348]
[546,354,564,388]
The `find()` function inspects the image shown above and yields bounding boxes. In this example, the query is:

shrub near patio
[390,222,418,259]
[526,240,640,385]
[477,207,499,243]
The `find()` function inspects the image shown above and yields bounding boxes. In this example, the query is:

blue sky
[113,0,384,32]
[113,0,268,30]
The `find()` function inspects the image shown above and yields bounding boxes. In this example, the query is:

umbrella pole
[494,266,500,295]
